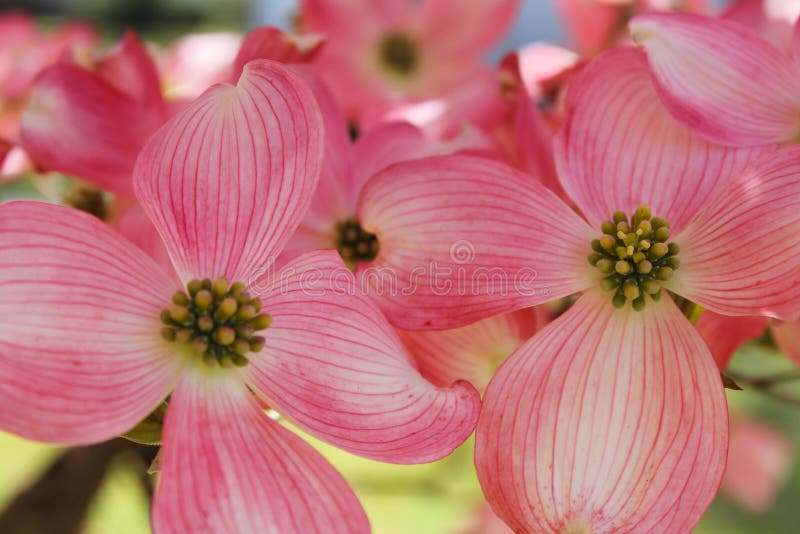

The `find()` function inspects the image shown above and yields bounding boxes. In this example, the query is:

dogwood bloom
[630,11,800,146]
[0,60,480,532]
[346,45,800,530]
[298,0,519,123]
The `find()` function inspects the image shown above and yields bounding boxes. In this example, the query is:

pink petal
[630,13,800,145]
[113,201,175,273]
[476,290,728,533]
[421,0,521,55]
[0,201,181,444]
[93,31,164,111]
[153,366,368,533]
[245,250,480,463]
[670,147,800,319]
[134,59,324,283]
[357,154,606,330]
[695,311,769,371]
[232,26,323,80]
[555,46,771,233]
[722,0,800,50]
[508,63,564,197]
[21,32,167,195]
[773,319,800,365]
[397,308,541,393]
[555,0,622,55]
[721,416,793,513]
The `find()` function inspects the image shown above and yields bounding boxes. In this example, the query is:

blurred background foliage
[0,0,795,533]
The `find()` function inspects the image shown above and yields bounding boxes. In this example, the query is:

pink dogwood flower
[0,60,480,532]
[344,45,800,530]
[298,0,520,124]
[630,11,800,146]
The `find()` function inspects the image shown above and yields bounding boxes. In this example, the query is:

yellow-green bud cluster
[335,217,380,263]
[588,205,680,311]
[160,277,271,367]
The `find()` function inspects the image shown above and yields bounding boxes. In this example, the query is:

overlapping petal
[153,366,369,533]
[232,26,324,80]
[476,290,728,533]
[134,59,324,284]
[245,250,480,463]
[670,147,800,319]
[695,311,768,371]
[0,201,181,444]
[397,308,540,392]
[631,13,800,145]
[556,46,771,232]
[358,154,600,330]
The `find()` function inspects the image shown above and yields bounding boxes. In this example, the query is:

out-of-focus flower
[0,60,480,531]
[721,416,794,513]
[347,45,800,531]
[157,32,243,101]
[0,11,96,140]
[298,0,520,124]
[630,12,800,146]
[21,31,167,196]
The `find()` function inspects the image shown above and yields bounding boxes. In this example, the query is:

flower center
[378,33,419,76]
[588,205,680,311]
[160,277,271,367]
[335,217,379,264]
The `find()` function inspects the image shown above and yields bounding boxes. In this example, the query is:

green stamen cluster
[335,217,380,263]
[378,33,419,76]
[160,277,271,367]
[588,205,680,311]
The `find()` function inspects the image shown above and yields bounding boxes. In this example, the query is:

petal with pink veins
[630,13,800,146]
[358,154,601,330]
[669,147,800,320]
[556,46,772,233]
[0,201,181,445]
[695,311,769,372]
[397,308,541,393]
[134,59,324,284]
[245,250,481,463]
[153,366,369,533]
[476,290,728,533]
